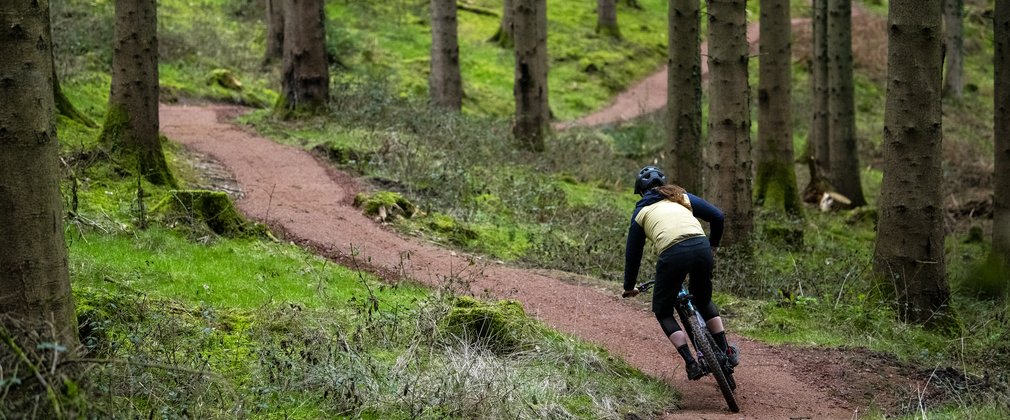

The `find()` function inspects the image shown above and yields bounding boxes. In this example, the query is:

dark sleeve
[623,213,647,291]
[687,193,725,248]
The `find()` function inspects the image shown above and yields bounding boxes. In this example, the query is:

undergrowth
[26,0,1008,417]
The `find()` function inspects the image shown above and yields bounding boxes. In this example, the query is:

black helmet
[634,166,667,195]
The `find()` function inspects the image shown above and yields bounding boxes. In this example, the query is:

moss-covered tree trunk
[756,0,801,215]
[489,0,514,48]
[0,0,79,350]
[48,5,96,129]
[942,0,964,99]
[596,0,621,39]
[430,0,463,110]
[264,0,285,64]
[704,0,752,246]
[278,0,329,115]
[873,0,950,326]
[666,0,703,194]
[100,0,175,186]
[995,1,1010,264]
[53,66,96,128]
[806,0,830,185]
[826,0,865,207]
[513,0,549,152]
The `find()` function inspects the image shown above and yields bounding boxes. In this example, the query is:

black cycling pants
[652,236,721,337]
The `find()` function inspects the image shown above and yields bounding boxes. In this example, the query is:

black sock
[712,332,729,352]
[676,344,695,364]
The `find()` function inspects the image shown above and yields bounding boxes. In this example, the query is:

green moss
[152,190,262,237]
[353,191,418,219]
[440,296,534,353]
[595,24,622,41]
[755,160,803,216]
[207,68,243,91]
[55,81,98,128]
[98,103,129,149]
[97,105,178,187]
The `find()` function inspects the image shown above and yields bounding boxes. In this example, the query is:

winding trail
[555,20,808,130]
[162,104,856,419]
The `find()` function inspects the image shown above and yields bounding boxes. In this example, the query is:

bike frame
[636,280,739,412]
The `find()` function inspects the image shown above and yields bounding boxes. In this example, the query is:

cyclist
[621,166,738,380]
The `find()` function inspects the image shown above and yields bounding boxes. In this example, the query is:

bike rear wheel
[688,314,739,413]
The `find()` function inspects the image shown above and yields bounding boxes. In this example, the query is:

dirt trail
[555,20,809,130]
[161,104,858,418]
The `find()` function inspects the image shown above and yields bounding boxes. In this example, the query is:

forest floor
[161,104,947,419]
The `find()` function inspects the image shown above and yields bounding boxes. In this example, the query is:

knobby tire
[688,314,739,413]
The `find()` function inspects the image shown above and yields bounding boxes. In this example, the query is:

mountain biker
[621,166,739,380]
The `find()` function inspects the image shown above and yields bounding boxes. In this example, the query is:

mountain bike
[637,280,739,413]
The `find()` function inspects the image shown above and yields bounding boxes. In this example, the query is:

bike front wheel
[688,314,739,413]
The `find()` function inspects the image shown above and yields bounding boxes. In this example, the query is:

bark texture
[666,0,703,194]
[279,0,329,114]
[810,0,830,176]
[704,0,752,246]
[995,1,1010,263]
[942,0,964,99]
[873,0,950,325]
[596,0,622,39]
[756,0,801,215]
[265,0,285,64]
[489,0,515,48]
[513,0,550,152]
[430,0,463,110]
[826,0,865,206]
[0,0,79,348]
[101,0,174,186]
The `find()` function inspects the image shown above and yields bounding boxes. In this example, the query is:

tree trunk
[811,0,830,176]
[873,0,950,326]
[756,0,801,215]
[53,67,97,128]
[513,0,549,152]
[826,0,865,206]
[265,0,285,64]
[279,0,329,115]
[100,0,175,187]
[666,0,702,194]
[995,0,1010,264]
[47,5,97,128]
[704,0,752,246]
[0,0,79,349]
[489,0,515,48]
[802,0,831,203]
[597,0,622,39]
[942,0,964,99]
[430,0,463,110]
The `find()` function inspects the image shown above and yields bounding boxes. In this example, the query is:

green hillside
[14,0,1008,417]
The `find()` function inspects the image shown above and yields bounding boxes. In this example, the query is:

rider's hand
[622,288,640,298]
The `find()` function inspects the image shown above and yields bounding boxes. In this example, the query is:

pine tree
[666,0,703,193]
[0,0,80,350]
[873,0,950,325]
[756,0,802,215]
[704,0,752,246]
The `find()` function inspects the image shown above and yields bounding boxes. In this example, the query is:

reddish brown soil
[160,104,949,418]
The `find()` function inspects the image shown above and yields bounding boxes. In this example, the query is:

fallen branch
[458,3,498,17]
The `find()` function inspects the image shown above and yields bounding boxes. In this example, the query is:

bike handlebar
[636,280,656,293]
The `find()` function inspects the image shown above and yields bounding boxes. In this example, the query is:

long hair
[654,184,692,211]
